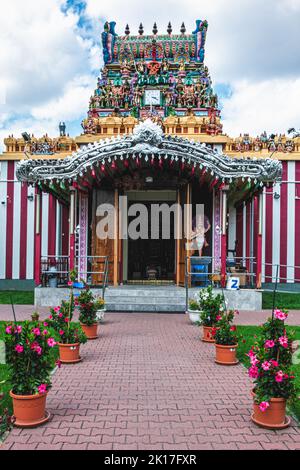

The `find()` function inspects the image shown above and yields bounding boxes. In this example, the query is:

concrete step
[106,303,185,312]
[105,290,186,298]
[105,296,185,304]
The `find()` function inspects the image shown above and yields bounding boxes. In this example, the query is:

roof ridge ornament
[132,119,163,149]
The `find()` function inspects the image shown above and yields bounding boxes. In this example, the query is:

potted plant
[187,298,201,324]
[31,311,39,322]
[247,309,296,429]
[213,309,239,365]
[0,392,15,438]
[198,286,224,342]
[77,287,99,339]
[48,292,87,364]
[95,296,106,323]
[4,321,58,427]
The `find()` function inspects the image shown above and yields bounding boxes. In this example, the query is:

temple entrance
[123,191,176,283]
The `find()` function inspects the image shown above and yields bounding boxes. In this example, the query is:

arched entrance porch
[16,119,282,292]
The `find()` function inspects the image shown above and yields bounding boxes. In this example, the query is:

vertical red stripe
[246,202,251,272]
[236,205,243,259]
[280,162,288,283]
[48,194,57,257]
[19,183,28,279]
[61,205,69,256]
[295,162,300,282]
[253,196,259,280]
[265,186,273,282]
[5,161,15,279]
[221,233,227,288]
[34,189,42,286]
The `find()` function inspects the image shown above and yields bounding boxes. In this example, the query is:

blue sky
[0,0,300,150]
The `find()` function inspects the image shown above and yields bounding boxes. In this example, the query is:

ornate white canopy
[17,120,282,187]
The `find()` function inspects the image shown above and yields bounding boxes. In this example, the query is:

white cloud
[0,0,299,149]
[0,0,97,150]
[221,78,300,136]
[31,75,95,122]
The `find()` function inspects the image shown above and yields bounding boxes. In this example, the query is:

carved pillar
[256,192,263,289]
[220,188,228,288]
[69,188,76,272]
[78,192,88,281]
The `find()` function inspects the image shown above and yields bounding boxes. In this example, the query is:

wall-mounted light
[27,194,34,202]
[145,176,153,183]
[274,192,280,200]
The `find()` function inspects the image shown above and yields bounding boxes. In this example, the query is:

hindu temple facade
[0,20,298,297]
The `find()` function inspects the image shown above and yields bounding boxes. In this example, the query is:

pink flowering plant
[0,392,15,439]
[4,321,58,396]
[212,310,240,346]
[48,295,87,345]
[77,286,98,326]
[247,309,297,411]
[198,286,224,327]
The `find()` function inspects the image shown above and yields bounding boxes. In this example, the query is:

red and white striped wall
[228,161,300,284]
[0,160,69,282]
[1,159,300,284]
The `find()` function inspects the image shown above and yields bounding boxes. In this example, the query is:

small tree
[4,322,58,396]
[198,286,224,326]
[247,309,297,412]
[77,287,98,326]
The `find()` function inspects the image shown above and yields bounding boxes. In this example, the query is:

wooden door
[91,188,119,286]
[176,184,191,286]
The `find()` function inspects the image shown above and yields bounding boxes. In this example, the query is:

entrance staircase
[104,285,187,312]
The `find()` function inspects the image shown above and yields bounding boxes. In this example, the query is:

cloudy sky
[0,0,300,149]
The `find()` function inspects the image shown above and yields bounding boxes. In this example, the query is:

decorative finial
[125,24,130,36]
[180,22,186,34]
[138,23,144,35]
[167,21,172,35]
[152,22,158,35]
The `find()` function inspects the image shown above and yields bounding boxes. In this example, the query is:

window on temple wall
[113,128,119,134]
[194,127,199,134]
[201,125,206,133]
[176,127,181,133]
[96,126,101,134]
[120,126,125,134]
[102,128,107,134]
[16,145,19,151]
[183,127,188,133]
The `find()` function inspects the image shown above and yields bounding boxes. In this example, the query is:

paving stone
[1,312,299,450]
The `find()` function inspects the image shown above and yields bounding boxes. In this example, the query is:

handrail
[40,255,109,297]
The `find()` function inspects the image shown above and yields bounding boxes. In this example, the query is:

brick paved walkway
[1,304,300,325]
[1,313,300,450]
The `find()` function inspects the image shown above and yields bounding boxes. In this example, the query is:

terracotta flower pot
[202,326,215,343]
[80,323,98,340]
[251,390,290,429]
[58,342,81,364]
[215,343,239,365]
[10,391,50,428]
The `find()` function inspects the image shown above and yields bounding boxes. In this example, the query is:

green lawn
[237,325,300,422]
[262,291,300,310]
[0,291,34,305]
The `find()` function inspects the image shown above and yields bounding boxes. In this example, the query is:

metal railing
[262,262,300,292]
[184,255,257,311]
[41,256,69,287]
[41,255,109,299]
[227,256,256,288]
[75,256,109,299]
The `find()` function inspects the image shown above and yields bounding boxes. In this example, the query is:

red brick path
[1,313,300,450]
[1,305,300,325]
